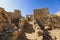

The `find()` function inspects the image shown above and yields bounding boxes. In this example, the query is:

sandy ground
[25,20,60,40]
[25,20,43,40]
[49,29,60,40]
[25,33,42,40]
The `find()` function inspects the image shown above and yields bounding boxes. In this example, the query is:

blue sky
[0,0,60,16]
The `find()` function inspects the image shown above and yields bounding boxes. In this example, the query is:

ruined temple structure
[34,8,50,25]
[26,15,34,21]
[0,7,60,40]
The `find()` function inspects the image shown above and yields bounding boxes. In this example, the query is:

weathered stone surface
[18,17,25,28]
[26,15,34,21]
[0,7,27,40]
[7,10,21,27]
[0,7,11,32]
[0,7,60,40]
[8,10,21,21]
[34,8,50,25]
[45,15,60,29]
[0,7,11,24]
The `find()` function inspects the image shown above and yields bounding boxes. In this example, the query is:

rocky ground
[0,7,60,40]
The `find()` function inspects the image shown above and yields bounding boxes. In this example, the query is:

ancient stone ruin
[0,7,60,40]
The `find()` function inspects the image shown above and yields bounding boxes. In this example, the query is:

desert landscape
[0,7,60,40]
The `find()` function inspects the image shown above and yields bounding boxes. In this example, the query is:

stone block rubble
[0,7,60,40]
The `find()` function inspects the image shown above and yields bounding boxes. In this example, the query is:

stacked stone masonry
[0,7,60,40]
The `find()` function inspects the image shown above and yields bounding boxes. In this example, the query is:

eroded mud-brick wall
[34,8,50,24]
[8,10,21,21]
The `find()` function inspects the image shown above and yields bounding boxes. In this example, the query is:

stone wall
[26,15,34,21]
[0,7,60,40]
[8,10,21,21]
[34,8,50,24]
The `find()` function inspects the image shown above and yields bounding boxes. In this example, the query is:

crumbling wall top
[0,7,5,12]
